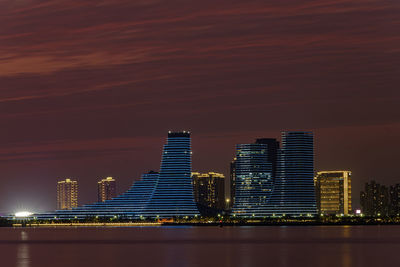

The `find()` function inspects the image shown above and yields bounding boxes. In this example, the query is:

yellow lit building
[192,172,226,212]
[314,171,352,215]
[98,177,117,202]
[57,178,78,210]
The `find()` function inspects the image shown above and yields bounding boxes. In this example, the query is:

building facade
[267,131,317,216]
[142,131,200,217]
[57,178,78,210]
[228,158,236,210]
[192,172,225,216]
[231,143,273,217]
[255,138,279,181]
[314,171,352,215]
[360,180,389,216]
[97,177,116,202]
[229,132,317,217]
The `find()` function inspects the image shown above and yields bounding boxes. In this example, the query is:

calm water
[0,225,399,267]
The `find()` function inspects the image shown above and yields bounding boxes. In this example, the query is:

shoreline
[7,221,400,228]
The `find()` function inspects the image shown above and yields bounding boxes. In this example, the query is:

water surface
[0,226,399,267]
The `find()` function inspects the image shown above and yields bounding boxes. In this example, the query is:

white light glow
[15,211,33,218]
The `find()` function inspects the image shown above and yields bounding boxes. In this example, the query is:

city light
[9,131,393,222]
[15,211,33,218]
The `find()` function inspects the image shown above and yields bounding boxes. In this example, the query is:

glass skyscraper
[255,138,279,181]
[231,144,274,217]
[267,131,317,216]
[231,132,317,217]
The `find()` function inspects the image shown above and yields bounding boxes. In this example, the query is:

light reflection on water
[17,231,30,267]
[0,226,399,267]
[17,244,30,267]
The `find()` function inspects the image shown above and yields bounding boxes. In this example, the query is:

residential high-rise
[97,177,116,202]
[268,131,317,216]
[360,181,389,216]
[314,171,352,216]
[192,172,225,216]
[57,178,78,210]
[231,143,273,217]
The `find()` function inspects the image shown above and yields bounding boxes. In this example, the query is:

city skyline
[1,1,399,267]
[33,130,319,219]
[2,129,398,214]
[1,0,399,214]
[10,130,362,219]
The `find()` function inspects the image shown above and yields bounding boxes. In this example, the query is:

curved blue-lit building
[35,171,159,219]
[141,132,200,217]
[34,131,199,219]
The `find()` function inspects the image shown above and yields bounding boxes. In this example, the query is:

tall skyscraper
[57,178,78,210]
[142,131,200,217]
[268,131,317,216]
[229,132,317,217]
[314,171,352,216]
[192,172,225,216]
[255,138,279,181]
[97,177,116,202]
[231,143,273,217]
[360,180,389,216]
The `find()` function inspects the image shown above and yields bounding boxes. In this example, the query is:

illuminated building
[141,131,200,217]
[314,171,352,215]
[389,184,400,216]
[360,180,389,216]
[192,172,225,216]
[228,158,236,210]
[97,177,116,202]
[228,139,278,212]
[36,132,199,219]
[230,132,316,217]
[231,143,274,217]
[255,138,279,181]
[267,131,317,216]
[78,171,159,217]
[55,171,159,218]
[57,178,78,210]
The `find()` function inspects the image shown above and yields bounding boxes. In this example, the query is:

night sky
[1,0,399,213]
